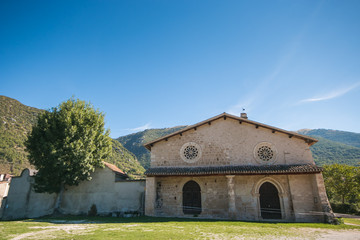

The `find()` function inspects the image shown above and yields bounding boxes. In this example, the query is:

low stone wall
[1,168,145,220]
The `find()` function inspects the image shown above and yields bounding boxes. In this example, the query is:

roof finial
[240,108,248,119]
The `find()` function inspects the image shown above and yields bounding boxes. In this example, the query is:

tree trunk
[342,195,345,204]
[53,183,64,215]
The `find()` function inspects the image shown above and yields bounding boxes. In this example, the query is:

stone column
[226,175,236,219]
[145,177,156,216]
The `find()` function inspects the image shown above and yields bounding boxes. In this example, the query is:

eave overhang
[145,164,322,177]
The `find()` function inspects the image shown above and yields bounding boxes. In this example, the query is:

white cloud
[227,25,303,116]
[300,82,360,103]
[128,123,152,132]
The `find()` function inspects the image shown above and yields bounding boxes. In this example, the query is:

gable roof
[144,112,318,150]
[104,162,128,178]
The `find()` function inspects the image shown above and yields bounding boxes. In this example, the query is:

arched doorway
[259,182,282,219]
[183,180,201,215]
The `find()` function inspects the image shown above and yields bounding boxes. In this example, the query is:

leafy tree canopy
[322,164,360,204]
[25,98,112,193]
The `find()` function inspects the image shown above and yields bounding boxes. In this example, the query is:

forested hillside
[298,129,360,166]
[0,96,44,174]
[298,129,360,148]
[0,96,145,178]
[108,140,145,179]
[117,126,186,169]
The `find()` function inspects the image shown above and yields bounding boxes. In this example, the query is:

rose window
[254,142,277,164]
[257,146,274,161]
[183,145,199,160]
[180,142,202,163]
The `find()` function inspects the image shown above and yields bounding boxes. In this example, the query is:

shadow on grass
[23,215,299,225]
[26,215,240,224]
[18,215,350,229]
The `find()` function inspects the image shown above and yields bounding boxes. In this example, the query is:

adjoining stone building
[144,113,334,222]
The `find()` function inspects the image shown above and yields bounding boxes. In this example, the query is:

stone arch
[182,180,202,215]
[252,177,286,220]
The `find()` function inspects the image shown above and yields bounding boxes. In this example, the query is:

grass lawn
[1,216,360,240]
[343,218,360,226]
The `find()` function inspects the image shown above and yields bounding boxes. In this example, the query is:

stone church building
[144,113,333,222]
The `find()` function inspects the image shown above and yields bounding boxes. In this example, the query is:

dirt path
[10,224,93,240]
[316,229,360,240]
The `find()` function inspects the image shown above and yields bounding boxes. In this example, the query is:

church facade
[144,113,334,222]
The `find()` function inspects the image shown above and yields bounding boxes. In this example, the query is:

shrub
[88,204,98,216]
[331,202,360,214]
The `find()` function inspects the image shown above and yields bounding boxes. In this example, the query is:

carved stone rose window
[180,142,202,163]
[257,146,274,161]
[254,142,277,164]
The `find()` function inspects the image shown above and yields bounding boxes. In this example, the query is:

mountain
[0,96,44,174]
[298,129,360,166]
[307,136,360,166]
[0,96,145,178]
[116,126,187,169]
[108,140,145,179]
[298,129,360,148]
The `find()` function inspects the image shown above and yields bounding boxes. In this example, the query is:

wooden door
[183,181,201,215]
[260,182,281,219]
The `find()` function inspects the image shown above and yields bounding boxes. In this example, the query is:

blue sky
[1,0,360,137]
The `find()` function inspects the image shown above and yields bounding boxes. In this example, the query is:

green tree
[322,164,359,204]
[25,98,112,212]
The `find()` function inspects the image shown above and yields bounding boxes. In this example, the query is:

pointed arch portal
[259,182,282,219]
[183,180,202,215]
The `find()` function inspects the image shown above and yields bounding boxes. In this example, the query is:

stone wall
[150,117,314,167]
[1,169,56,220]
[2,168,145,220]
[145,173,329,222]
[61,167,145,215]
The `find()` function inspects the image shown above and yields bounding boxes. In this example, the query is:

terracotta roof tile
[104,162,128,177]
[145,164,322,176]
